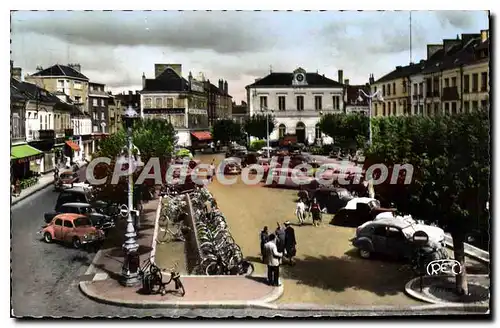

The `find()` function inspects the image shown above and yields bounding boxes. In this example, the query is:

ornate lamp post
[120,104,142,287]
[260,106,274,158]
[357,89,384,146]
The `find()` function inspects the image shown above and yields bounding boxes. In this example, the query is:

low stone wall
[183,194,203,274]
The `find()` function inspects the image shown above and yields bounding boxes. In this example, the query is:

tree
[364,109,490,295]
[318,113,369,148]
[211,119,244,145]
[244,113,276,140]
[91,118,177,205]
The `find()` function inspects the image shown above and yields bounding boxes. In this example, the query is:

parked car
[330,197,396,226]
[55,186,119,217]
[266,167,316,189]
[350,216,448,261]
[54,171,79,191]
[298,187,354,214]
[38,213,105,248]
[44,202,115,233]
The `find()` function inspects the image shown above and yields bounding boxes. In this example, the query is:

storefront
[190,131,212,150]
[11,144,44,185]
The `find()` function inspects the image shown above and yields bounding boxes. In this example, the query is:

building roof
[142,67,190,92]
[11,78,61,103]
[31,64,89,80]
[374,63,424,84]
[246,72,344,88]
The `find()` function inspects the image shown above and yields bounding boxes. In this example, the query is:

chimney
[443,39,461,54]
[10,61,22,80]
[426,44,444,60]
[68,63,81,72]
[224,80,228,94]
[481,29,489,42]
[344,79,349,85]
[338,70,343,84]
[369,74,375,85]
[218,79,223,91]
[142,72,146,89]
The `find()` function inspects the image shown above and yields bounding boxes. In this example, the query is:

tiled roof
[11,78,61,103]
[142,68,190,92]
[31,64,89,80]
[246,72,344,88]
[11,84,27,101]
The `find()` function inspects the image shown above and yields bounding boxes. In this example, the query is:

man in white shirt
[295,199,306,225]
[263,234,283,286]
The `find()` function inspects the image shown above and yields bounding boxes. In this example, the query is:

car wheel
[359,249,371,259]
[43,232,53,243]
[72,237,82,249]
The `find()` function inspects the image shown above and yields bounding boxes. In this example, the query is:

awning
[11,144,43,162]
[191,131,212,141]
[65,140,81,151]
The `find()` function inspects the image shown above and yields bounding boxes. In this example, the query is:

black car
[298,187,354,214]
[44,202,115,233]
[55,187,119,217]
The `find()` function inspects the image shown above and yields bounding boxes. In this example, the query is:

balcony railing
[274,109,337,117]
[441,87,460,101]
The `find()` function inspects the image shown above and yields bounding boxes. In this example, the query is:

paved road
[10,167,485,317]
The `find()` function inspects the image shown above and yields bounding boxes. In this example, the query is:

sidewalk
[79,197,283,308]
[11,173,54,206]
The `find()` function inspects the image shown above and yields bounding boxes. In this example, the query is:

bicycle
[141,261,186,296]
[157,220,189,244]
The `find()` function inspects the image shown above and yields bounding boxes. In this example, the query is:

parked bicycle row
[189,187,254,276]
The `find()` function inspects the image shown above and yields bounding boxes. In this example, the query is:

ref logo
[426,259,462,276]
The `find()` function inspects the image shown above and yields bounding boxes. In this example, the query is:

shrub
[249,140,267,151]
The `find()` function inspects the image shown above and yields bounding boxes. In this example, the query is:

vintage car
[298,187,354,214]
[38,213,105,248]
[55,186,120,217]
[330,197,396,227]
[44,202,115,233]
[350,217,448,261]
[54,171,80,191]
[221,157,242,175]
[265,167,316,189]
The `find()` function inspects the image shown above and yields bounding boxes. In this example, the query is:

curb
[404,274,490,305]
[11,179,54,206]
[78,280,283,309]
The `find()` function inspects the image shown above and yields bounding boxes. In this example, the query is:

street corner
[79,275,283,309]
[405,274,490,306]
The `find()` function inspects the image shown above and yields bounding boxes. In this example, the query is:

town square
[9,9,490,318]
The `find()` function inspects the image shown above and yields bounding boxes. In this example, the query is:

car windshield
[368,200,381,209]
[60,173,72,179]
[74,217,92,227]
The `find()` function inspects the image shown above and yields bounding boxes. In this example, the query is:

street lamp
[357,89,384,146]
[120,104,142,287]
[260,106,274,158]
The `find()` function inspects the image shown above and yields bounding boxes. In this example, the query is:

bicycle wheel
[174,278,186,296]
[205,262,221,275]
[241,260,254,276]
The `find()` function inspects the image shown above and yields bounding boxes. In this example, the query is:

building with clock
[245,67,345,144]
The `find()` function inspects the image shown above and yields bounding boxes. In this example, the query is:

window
[451,102,457,114]
[387,102,391,116]
[296,96,304,111]
[434,103,440,115]
[101,112,105,120]
[314,96,322,110]
[44,115,47,129]
[382,85,386,96]
[374,86,377,93]
[463,75,470,93]
[74,81,82,90]
[93,112,97,120]
[93,125,98,132]
[278,96,286,111]
[402,80,407,93]
[278,124,286,138]
[413,83,418,96]
[419,104,424,115]
[451,77,457,87]
[332,96,340,110]
[57,80,65,92]
[392,82,396,94]
[373,226,386,236]
[425,78,432,95]
[472,73,479,92]
[427,104,432,116]
[92,99,98,106]
[166,98,174,108]
[481,72,488,91]
[144,98,152,108]
[63,220,74,228]
[433,77,439,94]
[382,103,386,116]
[387,84,391,96]
[418,82,424,96]
[100,99,105,107]
[55,219,63,226]
[392,102,396,115]
[374,104,378,116]
[259,96,268,109]
[155,98,163,108]
[414,105,418,115]
[444,78,449,88]
[445,102,450,115]
[464,101,470,113]
[472,101,478,110]
[481,100,487,109]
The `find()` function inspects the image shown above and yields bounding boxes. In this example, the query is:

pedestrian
[259,226,269,262]
[310,198,322,227]
[275,222,286,254]
[263,234,282,286]
[284,221,297,265]
[295,198,306,225]
[208,159,216,182]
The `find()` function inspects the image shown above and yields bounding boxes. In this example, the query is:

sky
[10,10,489,103]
